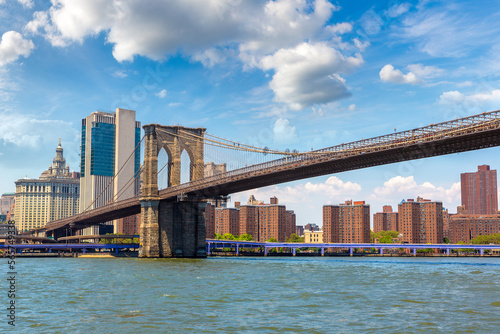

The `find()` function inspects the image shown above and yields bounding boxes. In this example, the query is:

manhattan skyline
[1,0,500,226]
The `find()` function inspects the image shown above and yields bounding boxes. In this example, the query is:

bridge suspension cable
[81,134,145,215]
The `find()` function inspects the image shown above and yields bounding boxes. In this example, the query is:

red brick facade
[323,200,370,243]
[461,165,498,215]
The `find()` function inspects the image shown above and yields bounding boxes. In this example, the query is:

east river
[4,256,500,333]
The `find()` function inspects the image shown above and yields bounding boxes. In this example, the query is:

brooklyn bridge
[37,110,500,258]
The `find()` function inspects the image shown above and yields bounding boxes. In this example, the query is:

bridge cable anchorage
[80,134,145,215]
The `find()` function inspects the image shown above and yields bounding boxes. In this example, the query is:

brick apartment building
[398,197,443,244]
[448,214,500,243]
[205,196,296,242]
[461,165,498,214]
[323,200,370,243]
[373,205,399,233]
[215,207,240,236]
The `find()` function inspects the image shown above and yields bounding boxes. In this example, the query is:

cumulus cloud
[379,64,421,84]
[371,176,460,206]
[273,118,297,144]
[156,89,167,99]
[379,63,443,85]
[325,22,352,35]
[438,89,500,113]
[24,0,364,110]
[26,0,337,62]
[261,42,363,110]
[0,31,34,66]
[234,176,362,205]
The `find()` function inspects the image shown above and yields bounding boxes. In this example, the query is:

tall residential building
[239,205,259,239]
[14,140,80,231]
[80,108,141,234]
[373,205,399,233]
[285,210,296,240]
[215,207,240,236]
[461,165,498,214]
[323,200,370,243]
[259,204,287,242]
[205,202,216,239]
[398,197,443,244]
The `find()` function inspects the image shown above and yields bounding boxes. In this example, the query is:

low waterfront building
[304,230,323,243]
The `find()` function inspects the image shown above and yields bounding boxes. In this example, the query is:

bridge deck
[44,110,500,232]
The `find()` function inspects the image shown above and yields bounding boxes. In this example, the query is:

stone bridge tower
[139,124,207,258]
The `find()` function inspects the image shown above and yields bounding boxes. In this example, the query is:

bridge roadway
[44,110,500,233]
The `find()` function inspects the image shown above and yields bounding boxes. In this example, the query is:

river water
[4,256,500,333]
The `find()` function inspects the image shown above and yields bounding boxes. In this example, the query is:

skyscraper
[80,108,141,234]
[461,165,498,214]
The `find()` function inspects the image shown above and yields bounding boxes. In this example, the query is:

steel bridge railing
[160,110,500,197]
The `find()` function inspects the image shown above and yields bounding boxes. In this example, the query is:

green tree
[238,233,253,241]
[471,233,500,244]
[222,233,235,240]
[266,237,278,242]
[286,233,304,242]
[214,233,222,240]
[378,235,394,244]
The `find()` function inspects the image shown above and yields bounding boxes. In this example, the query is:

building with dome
[14,140,80,232]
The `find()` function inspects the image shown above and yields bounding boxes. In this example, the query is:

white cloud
[192,48,226,67]
[0,31,34,66]
[0,114,77,148]
[273,118,297,144]
[348,104,356,111]
[371,176,460,207]
[24,0,365,110]
[156,89,167,99]
[438,89,500,112]
[359,9,384,35]
[26,0,337,63]
[379,63,443,85]
[399,3,500,58]
[17,0,34,8]
[325,22,352,35]
[379,64,421,84]
[386,2,411,18]
[406,63,443,78]
[260,42,363,110]
[112,70,127,78]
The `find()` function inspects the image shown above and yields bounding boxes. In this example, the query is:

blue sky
[1,0,500,226]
